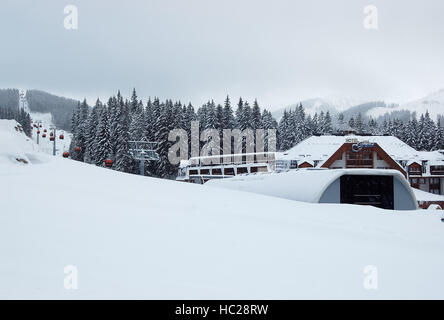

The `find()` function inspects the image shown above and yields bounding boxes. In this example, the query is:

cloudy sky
[1,0,443,109]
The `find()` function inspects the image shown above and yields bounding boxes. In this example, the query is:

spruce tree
[114,99,132,172]
[84,99,102,163]
[251,99,262,130]
[222,95,235,129]
[94,105,111,167]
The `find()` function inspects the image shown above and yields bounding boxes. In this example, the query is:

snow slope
[0,120,45,166]
[273,95,363,120]
[366,88,444,121]
[1,120,444,299]
[30,112,71,156]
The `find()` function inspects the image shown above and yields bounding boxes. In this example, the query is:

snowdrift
[1,121,444,299]
[0,119,43,165]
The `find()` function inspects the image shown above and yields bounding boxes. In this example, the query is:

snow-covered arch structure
[206,168,418,210]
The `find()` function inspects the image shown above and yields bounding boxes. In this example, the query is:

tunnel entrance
[340,175,394,210]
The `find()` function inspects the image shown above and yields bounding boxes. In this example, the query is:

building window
[422,161,428,173]
[412,178,418,184]
[419,178,425,184]
[237,167,248,174]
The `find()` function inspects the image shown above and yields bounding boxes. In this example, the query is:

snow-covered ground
[1,120,444,299]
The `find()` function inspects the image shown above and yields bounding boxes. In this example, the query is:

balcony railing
[346,159,373,167]
[408,169,422,176]
[430,169,444,175]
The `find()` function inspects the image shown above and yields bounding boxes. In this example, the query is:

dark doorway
[340,175,394,209]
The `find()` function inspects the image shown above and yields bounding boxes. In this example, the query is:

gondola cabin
[43,129,47,133]
[50,132,54,137]
[49,136,55,141]
[42,134,46,138]
[105,159,113,167]
[74,147,81,152]
[37,130,40,134]
[59,134,64,140]
[63,152,69,158]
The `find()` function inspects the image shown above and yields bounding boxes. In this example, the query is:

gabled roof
[407,160,422,166]
[279,135,444,163]
[298,160,314,166]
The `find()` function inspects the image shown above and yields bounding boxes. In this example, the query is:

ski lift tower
[50,125,57,156]
[128,140,160,176]
[35,120,42,145]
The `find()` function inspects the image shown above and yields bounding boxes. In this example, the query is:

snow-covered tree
[94,105,111,167]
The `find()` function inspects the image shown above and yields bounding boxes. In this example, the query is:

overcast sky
[1,0,443,109]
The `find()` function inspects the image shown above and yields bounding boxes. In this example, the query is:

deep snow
[1,120,444,299]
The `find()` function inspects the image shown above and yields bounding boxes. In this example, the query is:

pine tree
[318,111,325,134]
[324,111,333,135]
[154,100,175,177]
[367,118,378,135]
[144,98,155,141]
[278,110,293,151]
[355,113,364,134]
[197,103,208,129]
[337,113,345,130]
[94,105,111,167]
[70,99,90,161]
[222,95,235,129]
[84,99,102,163]
[235,98,244,129]
[109,95,120,159]
[433,118,444,150]
[114,99,132,172]
[348,117,355,130]
[129,100,145,141]
[251,99,262,130]
[204,100,217,129]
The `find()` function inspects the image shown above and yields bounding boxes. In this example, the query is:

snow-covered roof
[428,159,444,166]
[298,160,314,166]
[279,135,444,164]
[407,160,421,166]
[206,168,416,208]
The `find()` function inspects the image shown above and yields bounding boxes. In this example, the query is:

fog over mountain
[273,88,444,123]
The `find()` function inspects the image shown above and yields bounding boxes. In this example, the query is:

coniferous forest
[0,106,32,137]
[1,88,442,178]
[68,89,444,179]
